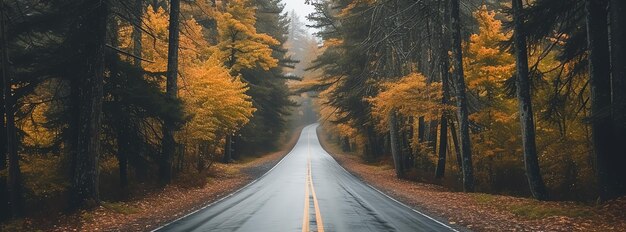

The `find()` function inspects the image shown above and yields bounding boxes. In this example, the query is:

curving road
[154,124,458,232]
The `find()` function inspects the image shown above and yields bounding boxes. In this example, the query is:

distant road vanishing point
[154,124,458,232]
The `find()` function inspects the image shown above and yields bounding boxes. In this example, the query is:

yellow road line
[308,159,325,232]
[302,136,324,232]
[302,159,310,232]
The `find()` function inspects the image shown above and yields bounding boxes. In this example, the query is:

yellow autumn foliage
[216,0,279,71]
[19,80,58,148]
[339,0,377,17]
[369,72,444,131]
[464,6,515,97]
[119,5,255,143]
[179,57,254,142]
[316,82,358,139]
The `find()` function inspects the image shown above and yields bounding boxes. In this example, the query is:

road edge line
[150,126,307,232]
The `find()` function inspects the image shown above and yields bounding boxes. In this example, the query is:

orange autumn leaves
[117,1,278,143]
[216,0,279,71]
[369,73,445,131]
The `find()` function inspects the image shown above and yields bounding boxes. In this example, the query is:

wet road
[154,124,458,232]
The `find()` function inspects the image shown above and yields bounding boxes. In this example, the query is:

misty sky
[283,0,315,32]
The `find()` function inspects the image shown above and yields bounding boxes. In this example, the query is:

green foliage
[507,203,591,220]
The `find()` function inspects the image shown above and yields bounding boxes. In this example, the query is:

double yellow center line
[302,138,324,232]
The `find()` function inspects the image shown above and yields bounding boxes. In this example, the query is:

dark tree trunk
[71,0,107,208]
[0,122,5,220]
[117,137,129,189]
[427,120,438,150]
[108,14,129,191]
[364,125,380,162]
[222,134,233,163]
[436,0,451,179]
[1,1,23,216]
[418,116,425,142]
[0,3,7,220]
[161,0,181,185]
[512,0,548,201]
[389,111,404,178]
[116,123,130,190]
[435,92,449,178]
[609,0,626,198]
[341,136,351,152]
[585,0,616,201]
[132,0,143,68]
[448,117,462,169]
[435,115,448,179]
[197,141,209,173]
[450,0,474,192]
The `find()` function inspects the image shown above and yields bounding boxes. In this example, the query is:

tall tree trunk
[341,136,351,152]
[436,0,451,179]
[222,134,232,163]
[132,0,143,68]
[428,120,438,150]
[585,0,616,201]
[1,0,23,216]
[161,0,181,184]
[609,0,626,198]
[116,123,130,190]
[389,111,404,178]
[448,116,462,169]
[0,2,7,220]
[512,0,548,201]
[0,114,5,219]
[71,0,107,208]
[364,125,380,162]
[108,14,129,191]
[418,116,425,142]
[450,0,474,192]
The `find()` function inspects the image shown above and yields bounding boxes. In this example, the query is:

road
[154,124,458,232]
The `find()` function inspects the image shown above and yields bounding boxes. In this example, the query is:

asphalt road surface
[154,124,458,232]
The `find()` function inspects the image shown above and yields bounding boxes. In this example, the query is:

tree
[179,57,254,148]
[1,0,23,216]
[214,0,280,162]
[608,0,626,199]
[512,0,548,200]
[584,0,615,201]
[161,0,181,185]
[233,0,296,157]
[435,0,451,179]
[70,0,108,208]
[369,72,445,177]
[450,0,474,192]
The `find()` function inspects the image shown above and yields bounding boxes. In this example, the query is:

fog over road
[155,124,458,232]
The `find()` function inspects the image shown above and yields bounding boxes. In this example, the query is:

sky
[282,0,315,30]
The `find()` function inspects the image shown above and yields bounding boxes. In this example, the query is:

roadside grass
[473,193,497,204]
[507,203,591,220]
[102,202,140,215]
[472,193,592,220]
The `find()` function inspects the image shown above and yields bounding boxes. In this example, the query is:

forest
[304,0,626,202]
[0,0,625,230]
[0,0,308,221]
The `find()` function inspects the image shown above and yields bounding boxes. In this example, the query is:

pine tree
[70,0,108,208]
[160,0,181,185]
[450,0,474,192]
[512,0,548,200]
